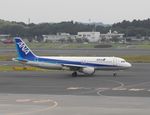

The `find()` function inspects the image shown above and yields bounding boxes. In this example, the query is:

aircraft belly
[96,66,121,70]
[27,61,62,69]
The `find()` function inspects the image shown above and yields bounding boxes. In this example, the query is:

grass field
[135,44,150,49]
[0,55,16,61]
[0,41,150,49]
[0,66,46,71]
[0,42,97,49]
[122,55,150,63]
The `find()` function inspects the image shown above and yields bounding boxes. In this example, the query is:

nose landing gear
[113,72,117,76]
[72,71,77,77]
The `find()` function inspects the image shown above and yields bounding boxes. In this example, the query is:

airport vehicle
[13,37,132,77]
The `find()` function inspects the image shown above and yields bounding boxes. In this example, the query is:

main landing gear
[113,72,117,77]
[72,71,77,77]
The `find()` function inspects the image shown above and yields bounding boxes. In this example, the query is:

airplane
[12,37,132,77]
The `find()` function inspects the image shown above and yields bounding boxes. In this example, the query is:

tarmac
[0,94,150,115]
[0,48,150,115]
[0,48,150,56]
[0,63,149,114]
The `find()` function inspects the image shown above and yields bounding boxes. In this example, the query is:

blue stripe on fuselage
[37,57,116,68]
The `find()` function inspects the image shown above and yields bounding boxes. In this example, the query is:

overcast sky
[0,0,150,24]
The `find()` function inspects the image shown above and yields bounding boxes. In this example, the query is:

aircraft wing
[62,63,88,70]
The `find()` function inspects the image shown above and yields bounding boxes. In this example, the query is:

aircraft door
[35,57,38,62]
[113,57,117,66]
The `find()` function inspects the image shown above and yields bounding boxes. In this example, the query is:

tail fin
[14,37,37,60]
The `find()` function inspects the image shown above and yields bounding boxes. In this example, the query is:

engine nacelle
[80,67,95,75]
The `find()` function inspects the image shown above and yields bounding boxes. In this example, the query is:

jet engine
[79,67,95,75]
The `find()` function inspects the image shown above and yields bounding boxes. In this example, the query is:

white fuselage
[25,56,131,71]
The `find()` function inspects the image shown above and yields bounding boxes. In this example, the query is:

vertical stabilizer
[14,37,36,60]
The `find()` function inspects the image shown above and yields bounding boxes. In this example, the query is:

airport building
[100,30,124,41]
[77,32,101,42]
[43,33,75,43]
[42,30,125,43]
[43,32,101,43]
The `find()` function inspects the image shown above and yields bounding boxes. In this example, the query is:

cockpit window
[121,61,125,63]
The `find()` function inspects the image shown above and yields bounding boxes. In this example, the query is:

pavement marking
[7,99,58,115]
[67,87,81,90]
[16,99,31,103]
[128,88,145,91]
[112,88,127,91]
[108,80,125,89]
[67,87,91,90]
[33,99,52,104]
[97,80,125,96]
[96,88,110,90]
[124,81,150,88]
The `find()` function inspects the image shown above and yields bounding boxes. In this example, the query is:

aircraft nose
[127,62,132,68]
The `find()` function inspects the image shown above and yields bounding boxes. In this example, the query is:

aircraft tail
[14,37,37,61]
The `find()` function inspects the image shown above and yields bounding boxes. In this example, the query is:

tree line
[112,19,150,37]
[0,19,150,38]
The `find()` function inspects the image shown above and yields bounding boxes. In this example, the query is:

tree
[76,38,83,43]
[67,37,74,43]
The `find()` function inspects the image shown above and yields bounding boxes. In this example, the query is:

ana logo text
[17,42,30,55]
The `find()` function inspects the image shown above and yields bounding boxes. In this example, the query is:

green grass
[0,66,14,71]
[1,40,150,49]
[0,66,46,71]
[0,42,15,48]
[27,42,96,49]
[111,43,127,48]
[135,44,150,49]
[0,42,96,49]
[122,55,150,63]
[0,55,15,61]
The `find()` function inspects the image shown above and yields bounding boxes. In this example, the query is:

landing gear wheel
[113,73,117,77]
[72,72,77,77]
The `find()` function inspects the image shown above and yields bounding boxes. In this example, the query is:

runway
[0,63,150,114]
[0,63,149,97]
[0,48,150,56]
[0,94,150,115]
